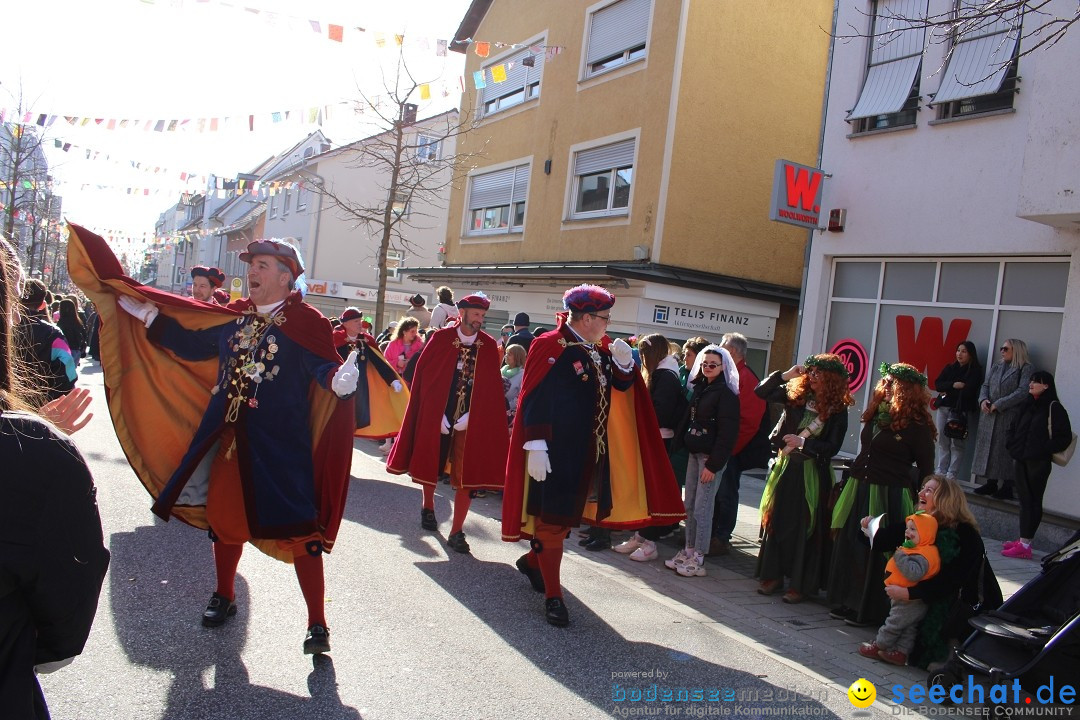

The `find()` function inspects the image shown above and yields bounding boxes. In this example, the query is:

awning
[932,3,1021,104]
[398,261,801,306]
[848,0,928,120]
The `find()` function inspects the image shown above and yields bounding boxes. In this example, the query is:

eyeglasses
[1000,346,1011,352]
[700,362,722,370]
[587,313,611,324]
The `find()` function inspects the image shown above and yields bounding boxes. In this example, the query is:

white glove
[453,411,469,432]
[391,379,404,393]
[610,337,633,369]
[331,350,359,397]
[440,415,451,434]
[117,295,159,328]
[527,449,552,482]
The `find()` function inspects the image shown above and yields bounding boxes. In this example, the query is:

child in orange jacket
[858,512,939,666]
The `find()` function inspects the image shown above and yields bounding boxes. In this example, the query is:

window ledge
[577,57,646,92]
[928,107,1016,126]
[478,97,540,126]
[560,214,631,232]
[846,123,918,139]
[461,231,525,244]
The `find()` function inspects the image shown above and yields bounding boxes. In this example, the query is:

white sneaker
[677,553,706,577]
[664,549,689,570]
[629,540,657,562]
[614,533,644,554]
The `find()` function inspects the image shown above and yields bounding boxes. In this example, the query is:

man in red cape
[190,265,226,304]
[387,292,509,554]
[67,224,357,655]
[502,284,685,627]
[332,306,410,439]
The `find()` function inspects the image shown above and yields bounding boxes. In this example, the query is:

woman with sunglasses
[755,354,853,603]
[664,345,740,578]
[827,362,935,628]
[972,339,1034,500]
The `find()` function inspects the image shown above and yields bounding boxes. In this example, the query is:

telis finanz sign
[769,159,826,230]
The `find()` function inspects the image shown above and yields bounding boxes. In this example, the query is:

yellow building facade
[414,0,832,372]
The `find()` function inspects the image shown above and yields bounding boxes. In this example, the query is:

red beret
[339,307,363,322]
[563,284,615,313]
[457,292,490,310]
[191,266,226,288]
[239,238,304,278]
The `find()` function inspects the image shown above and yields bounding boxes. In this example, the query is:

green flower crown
[804,355,849,379]
[879,361,927,386]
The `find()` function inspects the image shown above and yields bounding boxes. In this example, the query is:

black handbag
[943,410,968,440]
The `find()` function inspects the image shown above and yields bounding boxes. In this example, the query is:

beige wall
[657,0,833,287]
[448,0,681,264]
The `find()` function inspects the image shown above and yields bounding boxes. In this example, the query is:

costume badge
[573,360,584,375]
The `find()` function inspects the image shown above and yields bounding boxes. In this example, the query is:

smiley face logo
[847,678,876,708]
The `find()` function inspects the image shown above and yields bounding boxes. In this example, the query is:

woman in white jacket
[428,286,459,329]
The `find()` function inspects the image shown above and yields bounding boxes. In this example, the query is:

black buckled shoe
[202,592,237,627]
[584,537,611,551]
[420,508,438,531]
[544,597,570,627]
[303,625,331,655]
[516,554,545,593]
[446,531,471,554]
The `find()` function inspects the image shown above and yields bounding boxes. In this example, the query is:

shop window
[832,261,880,298]
[1001,262,1069,307]
[938,262,999,304]
[882,262,935,301]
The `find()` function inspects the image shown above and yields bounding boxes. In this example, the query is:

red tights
[212,542,327,628]
[421,485,474,535]
[529,521,568,600]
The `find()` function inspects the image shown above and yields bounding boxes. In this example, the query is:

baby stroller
[929,531,1080,695]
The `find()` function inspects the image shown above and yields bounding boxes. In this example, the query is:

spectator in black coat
[1002,371,1072,559]
[506,312,534,354]
[14,280,77,403]
[932,341,982,480]
[1,238,110,720]
[56,299,86,363]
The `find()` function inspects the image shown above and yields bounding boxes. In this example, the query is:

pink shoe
[1001,542,1032,559]
[1003,539,1020,550]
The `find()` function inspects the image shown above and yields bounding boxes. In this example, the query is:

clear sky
[0,0,472,237]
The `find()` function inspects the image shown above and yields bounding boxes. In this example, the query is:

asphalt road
[39,364,889,720]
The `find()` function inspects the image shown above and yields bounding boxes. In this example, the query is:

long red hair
[861,363,935,435]
[786,353,854,421]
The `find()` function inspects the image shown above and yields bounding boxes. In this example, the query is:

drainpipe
[792,0,838,364]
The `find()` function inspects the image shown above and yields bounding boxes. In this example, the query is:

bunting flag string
[460,41,566,90]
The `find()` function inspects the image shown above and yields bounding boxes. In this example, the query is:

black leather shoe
[844,614,872,628]
[446,531,471,554]
[202,592,237,627]
[516,554,545,593]
[584,538,611,551]
[973,482,998,496]
[828,606,851,620]
[420,508,438,531]
[544,597,570,627]
[991,488,1015,501]
[303,625,331,655]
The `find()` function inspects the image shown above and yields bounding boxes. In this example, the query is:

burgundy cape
[502,313,685,541]
[67,223,354,562]
[331,327,410,439]
[386,324,509,489]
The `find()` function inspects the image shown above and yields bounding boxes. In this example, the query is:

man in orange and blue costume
[502,284,685,627]
[68,225,357,655]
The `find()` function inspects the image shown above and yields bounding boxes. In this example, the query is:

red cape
[386,324,509,489]
[332,327,410,439]
[501,313,685,541]
[67,223,354,562]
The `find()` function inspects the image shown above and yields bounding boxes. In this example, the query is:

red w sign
[769,159,826,229]
[896,315,973,385]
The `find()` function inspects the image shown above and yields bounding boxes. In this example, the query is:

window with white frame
[466,164,530,235]
[584,0,651,79]
[570,138,635,218]
[416,135,441,162]
[297,186,307,210]
[933,0,1021,119]
[391,190,410,218]
[385,248,404,281]
[847,0,928,133]
[268,194,277,218]
[478,46,546,118]
[283,188,292,215]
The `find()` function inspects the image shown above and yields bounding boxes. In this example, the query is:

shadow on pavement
[414,558,844,718]
[108,524,362,719]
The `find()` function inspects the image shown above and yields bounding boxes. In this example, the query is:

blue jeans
[684,453,723,553]
[711,454,742,542]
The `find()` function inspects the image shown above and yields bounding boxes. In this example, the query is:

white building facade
[799,0,1080,523]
